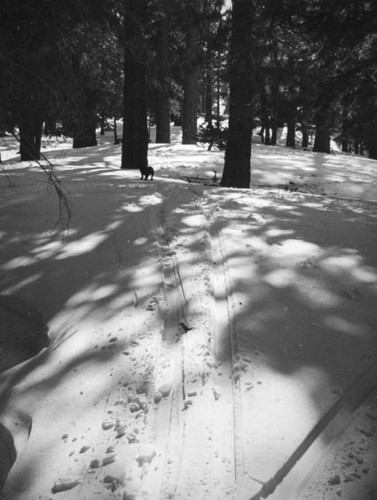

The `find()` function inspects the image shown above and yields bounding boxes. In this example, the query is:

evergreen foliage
[197,123,228,150]
[1,0,377,180]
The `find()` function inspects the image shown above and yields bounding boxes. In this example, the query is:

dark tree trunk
[121,0,149,170]
[286,110,296,148]
[221,0,253,188]
[259,126,265,144]
[341,138,349,153]
[205,75,213,126]
[354,141,359,155]
[155,0,171,144]
[216,53,221,128]
[364,129,377,158]
[270,81,279,146]
[72,119,97,148]
[182,0,201,145]
[368,142,377,160]
[313,108,331,153]
[271,118,278,145]
[72,92,97,149]
[113,117,120,144]
[35,119,42,155]
[19,119,37,160]
[44,117,56,136]
[100,113,106,136]
[260,89,270,144]
[173,117,181,126]
[302,123,309,148]
[19,112,43,161]
[0,115,5,137]
[313,126,331,153]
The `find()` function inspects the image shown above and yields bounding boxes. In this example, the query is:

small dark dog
[140,166,154,180]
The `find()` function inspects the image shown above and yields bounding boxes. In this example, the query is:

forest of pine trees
[0,0,376,187]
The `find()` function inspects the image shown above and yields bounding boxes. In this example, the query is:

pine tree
[121,0,149,170]
[155,0,171,144]
[181,0,202,145]
[221,0,253,188]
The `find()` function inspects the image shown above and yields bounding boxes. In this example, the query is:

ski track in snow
[1,130,377,499]
[148,188,236,499]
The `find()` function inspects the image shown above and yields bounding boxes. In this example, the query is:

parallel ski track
[203,206,245,486]
[203,200,377,500]
[148,198,246,499]
[146,205,187,499]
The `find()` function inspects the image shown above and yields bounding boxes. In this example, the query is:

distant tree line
[0,0,376,187]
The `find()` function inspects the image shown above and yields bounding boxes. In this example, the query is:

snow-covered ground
[0,128,377,499]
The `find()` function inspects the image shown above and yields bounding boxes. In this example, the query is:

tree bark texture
[19,111,43,161]
[121,0,149,170]
[301,123,309,148]
[155,1,171,144]
[313,100,332,153]
[313,114,331,154]
[270,81,279,145]
[221,0,253,188]
[205,73,213,125]
[15,80,44,161]
[182,0,201,145]
[72,92,97,149]
[286,107,296,148]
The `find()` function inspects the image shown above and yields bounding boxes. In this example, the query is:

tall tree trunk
[216,50,221,128]
[0,108,5,137]
[259,126,265,144]
[100,113,106,136]
[121,0,149,170]
[35,116,43,155]
[286,107,296,148]
[44,117,54,136]
[271,124,277,145]
[302,123,309,148]
[182,0,201,145]
[367,132,377,159]
[270,81,279,145]
[221,0,253,188]
[19,118,37,161]
[113,117,120,144]
[155,0,171,144]
[19,111,43,161]
[260,89,270,144]
[270,108,279,145]
[72,91,97,148]
[313,107,331,153]
[205,73,213,126]
[313,124,331,153]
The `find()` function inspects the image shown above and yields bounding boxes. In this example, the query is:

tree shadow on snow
[0,157,377,495]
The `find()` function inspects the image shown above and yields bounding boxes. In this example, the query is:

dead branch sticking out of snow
[184,171,220,186]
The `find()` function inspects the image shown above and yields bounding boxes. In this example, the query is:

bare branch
[10,129,72,231]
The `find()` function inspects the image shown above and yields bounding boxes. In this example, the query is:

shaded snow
[0,127,377,499]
